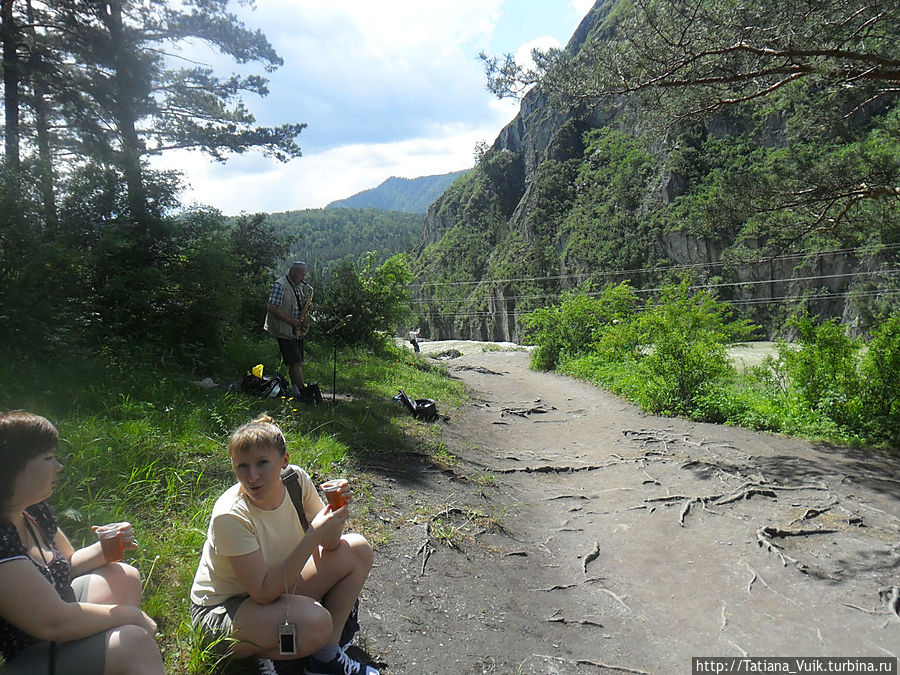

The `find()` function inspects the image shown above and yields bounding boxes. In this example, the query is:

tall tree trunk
[105,0,148,230]
[1,0,21,185]
[25,0,57,228]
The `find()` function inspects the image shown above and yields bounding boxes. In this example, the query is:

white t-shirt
[190,465,324,606]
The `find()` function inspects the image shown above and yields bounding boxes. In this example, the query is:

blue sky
[151,0,596,214]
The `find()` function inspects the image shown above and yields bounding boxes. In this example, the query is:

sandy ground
[355,343,899,674]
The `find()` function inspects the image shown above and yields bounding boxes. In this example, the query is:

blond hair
[227,414,286,458]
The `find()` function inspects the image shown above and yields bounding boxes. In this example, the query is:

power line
[409,268,900,305]
[414,288,900,321]
[411,243,900,289]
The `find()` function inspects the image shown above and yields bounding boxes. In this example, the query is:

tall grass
[0,336,463,671]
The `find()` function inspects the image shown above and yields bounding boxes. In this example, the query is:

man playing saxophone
[264,261,314,400]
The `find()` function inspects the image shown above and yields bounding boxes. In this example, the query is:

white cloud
[160,126,492,215]
[152,1,581,214]
[569,0,597,18]
[514,35,562,70]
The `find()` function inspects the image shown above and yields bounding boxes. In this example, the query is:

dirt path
[359,347,900,674]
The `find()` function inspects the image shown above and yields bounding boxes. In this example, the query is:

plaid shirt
[269,280,307,320]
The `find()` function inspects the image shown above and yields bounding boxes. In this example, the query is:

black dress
[0,502,75,661]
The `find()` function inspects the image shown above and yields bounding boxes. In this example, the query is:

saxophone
[295,282,314,338]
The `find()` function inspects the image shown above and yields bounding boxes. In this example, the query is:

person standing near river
[408,328,420,353]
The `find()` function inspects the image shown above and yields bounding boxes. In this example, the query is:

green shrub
[859,314,900,444]
[522,282,639,370]
[315,253,413,347]
[629,279,755,415]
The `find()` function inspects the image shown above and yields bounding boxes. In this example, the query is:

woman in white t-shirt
[190,415,377,675]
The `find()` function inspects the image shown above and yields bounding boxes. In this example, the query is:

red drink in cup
[95,523,134,563]
[320,479,348,510]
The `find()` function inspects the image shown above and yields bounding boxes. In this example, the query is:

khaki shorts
[190,595,249,653]
[3,576,107,675]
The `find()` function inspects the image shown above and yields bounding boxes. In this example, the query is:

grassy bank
[0,337,464,672]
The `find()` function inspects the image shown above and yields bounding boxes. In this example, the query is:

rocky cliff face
[415,0,892,341]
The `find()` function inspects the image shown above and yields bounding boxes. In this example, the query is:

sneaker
[258,658,279,675]
[303,648,378,675]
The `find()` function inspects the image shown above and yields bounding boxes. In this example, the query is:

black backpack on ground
[240,373,290,398]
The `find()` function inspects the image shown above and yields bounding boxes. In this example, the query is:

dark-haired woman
[190,414,377,675]
[0,411,164,674]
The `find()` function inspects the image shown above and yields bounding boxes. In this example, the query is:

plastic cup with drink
[319,479,349,510]
[95,522,136,563]
[319,479,349,551]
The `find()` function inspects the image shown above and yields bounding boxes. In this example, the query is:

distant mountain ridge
[326,170,469,213]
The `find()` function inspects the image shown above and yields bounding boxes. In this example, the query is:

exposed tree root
[756,526,838,575]
[599,587,631,612]
[842,603,879,614]
[715,487,777,505]
[879,587,900,620]
[582,541,600,576]
[788,505,834,526]
[494,459,651,474]
[742,563,797,605]
[745,567,758,595]
[644,481,831,526]
[535,653,649,674]
[417,538,434,576]
[546,609,604,628]
[529,577,606,593]
[501,404,554,417]
[679,498,700,526]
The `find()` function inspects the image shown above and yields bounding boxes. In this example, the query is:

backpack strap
[281,467,310,532]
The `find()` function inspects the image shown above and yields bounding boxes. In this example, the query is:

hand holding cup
[94,522,137,563]
[319,479,351,511]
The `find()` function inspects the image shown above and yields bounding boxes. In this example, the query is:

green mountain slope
[411,0,900,342]
[263,208,423,274]
[326,170,469,213]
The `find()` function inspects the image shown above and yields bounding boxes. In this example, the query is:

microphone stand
[327,315,353,403]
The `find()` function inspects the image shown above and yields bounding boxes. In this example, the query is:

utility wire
[411,243,900,289]
[415,288,900,321]
[410,268,900,305]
